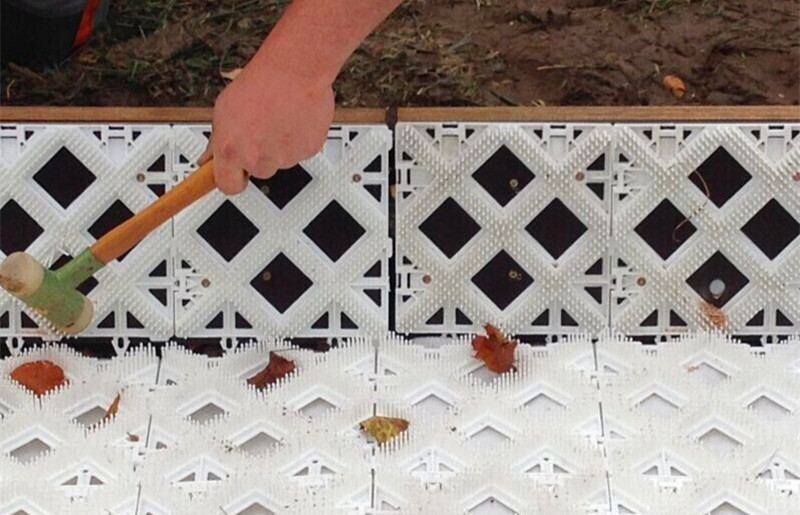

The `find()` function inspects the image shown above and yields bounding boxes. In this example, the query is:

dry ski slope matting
[0,108,798,514]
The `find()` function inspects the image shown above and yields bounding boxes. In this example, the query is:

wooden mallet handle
[91,161,217,264]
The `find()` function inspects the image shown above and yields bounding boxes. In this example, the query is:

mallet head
[0,252,94,334]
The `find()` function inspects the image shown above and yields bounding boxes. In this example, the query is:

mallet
[0,161,218,334]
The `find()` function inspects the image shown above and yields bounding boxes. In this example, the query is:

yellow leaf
[220,68,243,81]
[360,416,409,443]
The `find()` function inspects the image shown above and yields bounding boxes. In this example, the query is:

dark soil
[1,0,798,107]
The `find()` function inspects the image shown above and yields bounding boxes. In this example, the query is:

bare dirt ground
[1,0,798,107]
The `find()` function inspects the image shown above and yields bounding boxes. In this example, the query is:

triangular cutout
[709,501,748,515]
[456,309,472,325]
[524,393,564,414]
[669,310,687,327]
[426,308,444,325]
[560,309,578,327]
[340,312,358,329]
[469,425,511,446]
[586,259,603,275]
[126,312,144,329]
[698,427,742,453]
[748,395,790,417]
[638,392,679,415]
[746,310,764,326]
[585,286,603,304]
[532,310,549,326]
[640,310,658,327]
[205,311,224,329]
[311,313,329,329]
[364,288,382,307]
[776,310,792,326]
[97,312,115,328]
[364,261,382,277]
[234,312,253,329]
[414,393,453,412]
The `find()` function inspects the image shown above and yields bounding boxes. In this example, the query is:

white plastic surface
[1,335,798,514]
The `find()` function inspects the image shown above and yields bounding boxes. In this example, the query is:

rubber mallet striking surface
[0,160,217,334]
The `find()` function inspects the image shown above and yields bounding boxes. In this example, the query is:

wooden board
[1,106,798,124]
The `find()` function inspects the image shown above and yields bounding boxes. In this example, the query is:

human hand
[198,64,334,194]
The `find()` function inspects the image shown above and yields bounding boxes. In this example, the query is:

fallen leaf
[360,416,409,443]
[220,68,243,81]
[472,323,517,373]
[699,301,727,329]
[247,352,296,389]
[127,432,140,442]
[10,360,65,396]
[686,364,700,373]
[663,74,687,98]
[102,392,122,423]
[76,49,99,64]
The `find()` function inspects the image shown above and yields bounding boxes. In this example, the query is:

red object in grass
[10,360,66,396]
[471,323,517,373]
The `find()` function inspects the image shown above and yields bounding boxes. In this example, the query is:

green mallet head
[0,250,103,334]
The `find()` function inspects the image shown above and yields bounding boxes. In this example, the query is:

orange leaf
[10,360,65,396]
[699,301,727,329]
[247,352,296,389]
[663,74,687,98]
[102,392,122,423]
[471,323,517,373]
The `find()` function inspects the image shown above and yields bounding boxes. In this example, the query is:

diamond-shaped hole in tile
[9,437,52,464]
[741,199,799,260]
[634,199,696,260]
[419,197,481,259]
[303,201,365,262]
[748,396,790,418]
[51,254,98,295]
[523,394,565,416]
[686,252,749,307]
[298,397,337,417]
[197,200,259,262]
[236,503,276,515]
[690,147,752,208]
[187,402,227,424]
[413,393,453,413]
[709,502,748,515]
[0,200,44,254]
[73,406,107,426]
[251,253,312,313]
[469,497,516,515]
[698,428,742,454]
[469,426,510,446]
[33,147,96,209]
[238,432,281,456]
[471,250,533,310]
[472,145,534,207]
[637,393,679,416]
[525,199,587,259]
[88,200,135,261]
[250,164,312,209]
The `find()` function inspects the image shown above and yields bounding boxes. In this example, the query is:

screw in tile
[508,270,522,281]
[422,274,432,284]
[262,271,272,282]
[260,184,270,195]
[636,276,646,286]
[509,178,519,190]
[352,173,362,183]
[201,278,211,288]
[575,172,585,181]
[135,173,146,182]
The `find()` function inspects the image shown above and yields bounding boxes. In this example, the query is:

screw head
[136,173,146,182]
[422,274,432,284]
[260,184,270,195]
[352,173,362,183]
[509,178,519,189]
[262,271,272,282]
[636,276,646,286]
[201,278,210,288]
[575,172,585,181]
[508,270,522,281]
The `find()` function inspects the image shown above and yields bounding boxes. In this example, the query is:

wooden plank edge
[1,106,797,123]
[0,106,387,124]
[397,106,800,122]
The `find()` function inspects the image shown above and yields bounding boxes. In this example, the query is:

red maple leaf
[247,352,296,389]
[10,360,66,396]
[471,323,517,373]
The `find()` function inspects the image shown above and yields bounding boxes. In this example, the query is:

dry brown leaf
[10,360,66,396]
[247,352,296,389]
[663,74,687,98]
[699,301,727,329]
[472,323,517,373]
[686,364,700,373]
[360,416,409,443]
[127,432,140,442]
[220,68,243,81]
[102,392,122,423]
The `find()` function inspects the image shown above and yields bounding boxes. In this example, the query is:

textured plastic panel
[395,122,800,339]
[0,123,391,351]
[1,336,797,514]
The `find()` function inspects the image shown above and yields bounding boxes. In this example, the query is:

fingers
[197,144,213,166]
[213,156,250,195]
